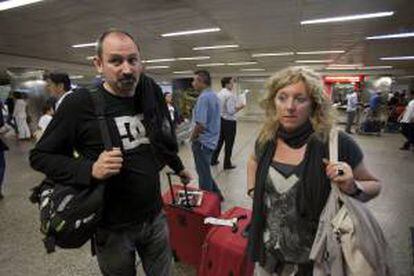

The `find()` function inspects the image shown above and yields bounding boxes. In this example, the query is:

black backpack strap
[89,88,113,150]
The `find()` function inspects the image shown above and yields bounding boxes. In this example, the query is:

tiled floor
[0,121,413,276]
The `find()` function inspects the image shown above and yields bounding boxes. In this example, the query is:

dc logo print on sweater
[114,115,149,151]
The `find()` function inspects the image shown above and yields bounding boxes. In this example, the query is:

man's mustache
[119,75,137,83]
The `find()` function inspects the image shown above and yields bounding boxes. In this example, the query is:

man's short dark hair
[96,29,138,58]
[194,70,211,86]
[44,72,71,92]
[221,77,233,88]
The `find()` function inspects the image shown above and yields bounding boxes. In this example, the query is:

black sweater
[30,78,184,226]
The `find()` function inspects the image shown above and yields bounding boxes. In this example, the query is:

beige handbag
[310,128,394,276]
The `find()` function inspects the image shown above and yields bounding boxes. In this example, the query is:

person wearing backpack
[30,29,191,276]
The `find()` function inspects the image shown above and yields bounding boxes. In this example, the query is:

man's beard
[115,75,138,95]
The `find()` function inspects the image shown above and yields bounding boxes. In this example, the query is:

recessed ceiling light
[295,60,333,63]
[252,52,294,57]
[366,32,414,40]
[380,56,414,61]
[296,50,345,55]
[177,56,210,61]
[193,45,239,50]
[161,28,221,37]
[227,62,258,66]
[325,76,361,82]
[0,0,44,11]
[328,64,363,67]
[72,42,97,48]
[301,11,394,25]
[173,70,194,74]
[240,68,266,72]
[326,64,363,69]
[359,66,393,69]
[145,66,170,69]
[143,58,176,63]
[69,75,84,79]
[86,56,95,60]
[196,63,226,67]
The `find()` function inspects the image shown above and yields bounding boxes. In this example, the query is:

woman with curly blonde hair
[246,67,381,275]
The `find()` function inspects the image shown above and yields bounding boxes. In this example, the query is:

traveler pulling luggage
[198,207,254,276]
[163,172,221,268]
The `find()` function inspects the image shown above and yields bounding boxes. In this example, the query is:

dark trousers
[346,111,356,133]
[212,118,237,167]
[95,212,172,276]
[0,151,5,192]
[401,123,414,147]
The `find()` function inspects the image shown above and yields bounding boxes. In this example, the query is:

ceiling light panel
[301,11,394,25]
[176,56,210,61]
[380,56,414,61]
[72,42,97,48]
[143,58,176,63]
[252,52,294,57]
[196,63,226,67]
[173,71,194,74]
[295,60,333,63]
[161,28,220,37]
[240,68,266,72]
[145,66,170,69]
[193,45,239,50]
[366,32,414,40]
[227,62,258,66]
[296,50,345,55]
[0,0,44,11]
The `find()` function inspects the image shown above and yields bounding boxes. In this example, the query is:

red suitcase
[162,173,221,268]
[198,207,254,276]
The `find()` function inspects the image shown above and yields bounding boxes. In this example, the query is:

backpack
[29,89,112,253]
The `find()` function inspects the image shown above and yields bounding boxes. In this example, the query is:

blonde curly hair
[257,66,335,146]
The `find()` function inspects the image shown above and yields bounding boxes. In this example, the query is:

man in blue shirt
[191,70,223,199]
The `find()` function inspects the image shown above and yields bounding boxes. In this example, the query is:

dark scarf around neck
[277,120,314,148]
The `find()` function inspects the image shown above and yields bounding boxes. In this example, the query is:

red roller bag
[162,173,221,268]
[198,206,254,276]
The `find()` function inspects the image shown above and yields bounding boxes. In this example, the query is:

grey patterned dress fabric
[262,161,315,272]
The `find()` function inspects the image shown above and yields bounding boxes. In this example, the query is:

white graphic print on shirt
[114,114,149,151]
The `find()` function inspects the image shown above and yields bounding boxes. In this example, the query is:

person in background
[5,92,15,129]
[34,104,54,141]
[0,136,8,199]
[369,91,382,116]
[399,91,414,150]
[191,70,223,199]
[246,66,381,275]
[43,72,73,111]
[164,92,181,126]
[345,90,358,134]
[211,77,246,169]
[13,92,31,140]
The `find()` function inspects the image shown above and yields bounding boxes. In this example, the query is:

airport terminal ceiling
[0,0,413,82]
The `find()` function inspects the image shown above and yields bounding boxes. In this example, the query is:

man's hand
[92,147,123,180]
[178,169,192,184]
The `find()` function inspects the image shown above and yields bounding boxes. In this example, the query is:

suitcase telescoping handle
[166,172,191,208]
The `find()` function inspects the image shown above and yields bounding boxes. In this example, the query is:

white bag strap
[329,127,342,196]
[329,127,339,163]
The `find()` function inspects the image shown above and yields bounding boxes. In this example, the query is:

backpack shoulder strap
[89,88,113,150]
